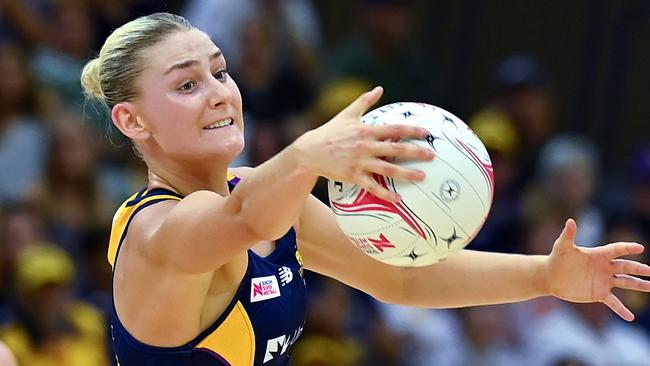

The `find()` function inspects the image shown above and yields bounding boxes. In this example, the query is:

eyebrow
[164,50,223,75]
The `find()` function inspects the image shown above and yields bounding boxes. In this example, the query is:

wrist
[289,131,319,177]
[536,255,552,297]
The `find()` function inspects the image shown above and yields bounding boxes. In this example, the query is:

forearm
[233,143,318,240]
[397,250,551,308]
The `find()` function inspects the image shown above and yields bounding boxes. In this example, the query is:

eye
[213,70,229,82]
[178,80,197,92]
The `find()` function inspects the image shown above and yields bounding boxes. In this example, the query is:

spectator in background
[182,0,321,70]
[471,53,555,190]
[28,111,114,259]
[235,12,316,164]
[325,0,439,104]
[291,277,364,366]
[0,244,110,366]
[31,1,96,109]
[374,303,464,366]
[455,305,527,366]
[0,203,48,288]
[524,135,604,246]
[0,0,48,46]
[525,300,650,366]
[469,111,523,253]
[0,42,48,204]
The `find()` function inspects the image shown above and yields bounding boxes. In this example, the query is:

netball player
[81,13,650,366]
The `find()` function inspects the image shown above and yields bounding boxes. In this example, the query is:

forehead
[144,29,220,71]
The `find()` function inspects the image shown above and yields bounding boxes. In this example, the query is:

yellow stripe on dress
[196,301,256,366]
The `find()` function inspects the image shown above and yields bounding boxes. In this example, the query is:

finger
[558,218,577,244]
[368,140,434,162]
[600,242,645,259]
[359,174,401,203]
[611,259,650,277]
[371,124,431,141]
[365,159,426,182]
[603,292,634,321]
[612,274,650,292]
[342,86,384,117]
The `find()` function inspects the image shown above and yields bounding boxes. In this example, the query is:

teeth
[204,118,233,129]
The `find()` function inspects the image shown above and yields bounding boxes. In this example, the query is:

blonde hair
[80,13,193,109]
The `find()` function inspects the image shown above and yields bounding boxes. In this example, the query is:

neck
[146,158,231,197]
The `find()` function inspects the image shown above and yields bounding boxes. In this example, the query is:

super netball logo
[250,275,281,303]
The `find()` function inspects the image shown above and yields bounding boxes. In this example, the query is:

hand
[545,218,650,321]
[293,86,435,202]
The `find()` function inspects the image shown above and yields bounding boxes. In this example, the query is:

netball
[328,102,494,266]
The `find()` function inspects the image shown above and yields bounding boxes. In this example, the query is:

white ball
[328,102,494,267]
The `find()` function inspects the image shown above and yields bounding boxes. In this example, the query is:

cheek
[147,93,200,134]
[228,79,243,111]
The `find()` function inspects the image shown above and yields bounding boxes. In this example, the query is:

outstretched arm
[298,196,650,321]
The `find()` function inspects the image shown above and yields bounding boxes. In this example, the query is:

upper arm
[296,194,405,303]
[138,167,260,273]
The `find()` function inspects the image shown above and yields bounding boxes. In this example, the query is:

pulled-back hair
[81,13,193,109]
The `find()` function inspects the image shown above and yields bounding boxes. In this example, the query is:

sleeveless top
[107,175,307,366]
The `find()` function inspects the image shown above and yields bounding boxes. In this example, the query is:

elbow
[239,213,286,243]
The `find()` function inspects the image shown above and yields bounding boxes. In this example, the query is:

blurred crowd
[0,0,649,365]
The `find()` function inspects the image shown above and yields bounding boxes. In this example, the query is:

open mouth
[203,118,234,130]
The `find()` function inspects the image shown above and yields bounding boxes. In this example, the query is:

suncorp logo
[250,275,281,303]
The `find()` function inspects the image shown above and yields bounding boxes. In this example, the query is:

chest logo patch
[251,275,282,302]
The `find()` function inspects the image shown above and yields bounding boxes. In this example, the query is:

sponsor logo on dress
[250,275,281,302]
[278,266,293,286]
[263,326,304,363]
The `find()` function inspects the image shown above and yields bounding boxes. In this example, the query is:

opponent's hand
[545,218,650,321]
[293,87,435,202]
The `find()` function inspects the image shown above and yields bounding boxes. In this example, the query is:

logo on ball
[439,179,460,202]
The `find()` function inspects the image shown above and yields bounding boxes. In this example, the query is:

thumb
[558,218,577,245]
[342,86,383,117]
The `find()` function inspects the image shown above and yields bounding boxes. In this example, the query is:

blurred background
[0,0,649,365]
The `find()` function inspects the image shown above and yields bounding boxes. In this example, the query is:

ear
[111,102,151,140]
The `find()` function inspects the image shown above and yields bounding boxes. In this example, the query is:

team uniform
[107,175,307,366]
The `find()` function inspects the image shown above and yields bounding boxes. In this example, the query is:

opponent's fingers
[365,159,426,182]
[358,174,401,203]
[341,86,384,117]
[603,292,634,322]
[600,242,645,259]
[371,124,430,141]
[611,259,650,277]
[368,140,434,162]
[612,274,650,292]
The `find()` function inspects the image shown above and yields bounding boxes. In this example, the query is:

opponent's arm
[298,195,650,321]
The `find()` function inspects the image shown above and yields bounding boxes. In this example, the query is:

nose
[207,77,230,109]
